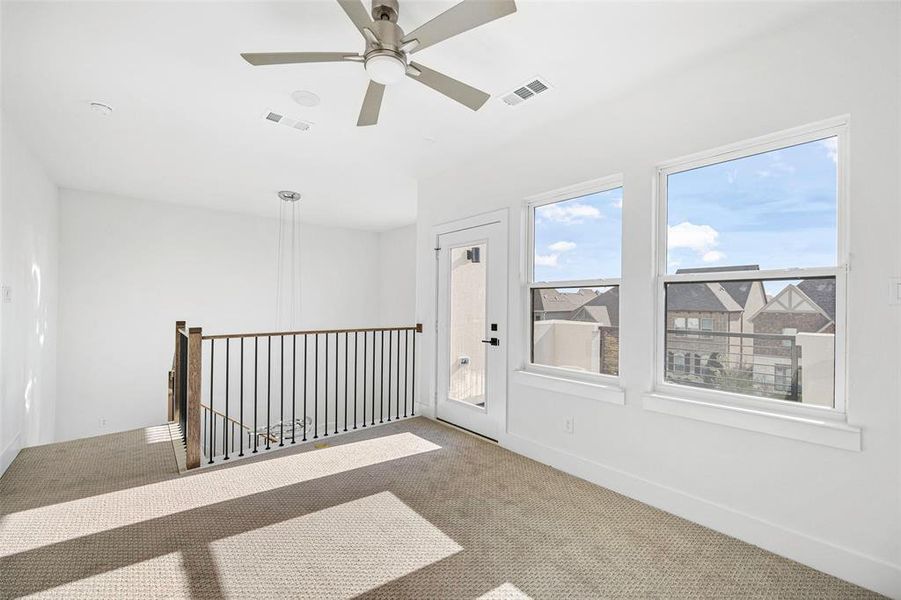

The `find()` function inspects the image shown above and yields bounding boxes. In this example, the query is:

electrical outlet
[98,417,107,428]
[563,416,574,434]
[1,285,11,304]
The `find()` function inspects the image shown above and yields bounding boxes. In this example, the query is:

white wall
[57,189,396,442]
[0,115,59,474]
[415,4,900,596]
[377,224,416,326]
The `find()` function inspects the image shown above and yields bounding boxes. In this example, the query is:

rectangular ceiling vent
[263,110,313,132]
[500,77,551,107]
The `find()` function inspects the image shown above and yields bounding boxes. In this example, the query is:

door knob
[481,337,500,346]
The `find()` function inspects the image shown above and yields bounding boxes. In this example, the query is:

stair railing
[169,322,422,469]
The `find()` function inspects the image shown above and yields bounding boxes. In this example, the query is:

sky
[666,137,837,273]
[533,137,837,283]
[534,188,623,281]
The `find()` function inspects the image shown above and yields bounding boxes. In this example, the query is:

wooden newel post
[171,320,186,422]
[186,326,203,470]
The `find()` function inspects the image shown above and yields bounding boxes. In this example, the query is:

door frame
[430,208,509,440]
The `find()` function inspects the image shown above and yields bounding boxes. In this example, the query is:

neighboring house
[531,287,619,376]
[665,265,767,377]
[746,279,836,398]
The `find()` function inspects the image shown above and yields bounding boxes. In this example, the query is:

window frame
[524,174,624,384]
[653,117,849,418]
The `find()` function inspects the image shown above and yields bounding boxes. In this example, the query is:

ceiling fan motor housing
[369,19,403,53]
[371,0,399,23]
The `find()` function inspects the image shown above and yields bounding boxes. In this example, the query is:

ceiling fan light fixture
[364,53,406,85]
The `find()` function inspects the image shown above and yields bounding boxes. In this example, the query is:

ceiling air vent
[501,77,551,107]
[262,110,313,132]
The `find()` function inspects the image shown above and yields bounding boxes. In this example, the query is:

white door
[435,219,507,440]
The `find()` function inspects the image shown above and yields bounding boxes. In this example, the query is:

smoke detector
[263,110,313,132]
[499,77,551,107]
[291,90,321,107]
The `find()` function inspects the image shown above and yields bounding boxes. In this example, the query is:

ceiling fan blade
[407,62,489,111]
[336,0,373,37]
[402,0,516,54]
[357,81,386,126]
[241,52,360,66]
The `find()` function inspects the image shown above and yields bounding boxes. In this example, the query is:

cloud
[726,169,738,184]
[819,137,838,163]
[548,241,576,253]
[669,222,727,263]
[702,250,726,263]
[668,222,720,253]
[534,254,559,267]
[611,196,623,209]
[536,202,602,224]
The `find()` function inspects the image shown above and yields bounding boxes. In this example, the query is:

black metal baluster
[324,333,329,437]
[314,334,319,439]
[362,331,367,428]
[396,330,401,421]
[387,330,393,422]
[380,330,385,424]
[371,330,376,426]
[353,331,358,430]
[280,335,285,447]
[266,336,272,450]
[334,332,339,435]
[303,334,308,442]
[411,330,416,416]
[344,331,349,432]
[403,330,409,418]
[292,334,296,444]
[239,338,244,457]
[209,339,215,464]
[253,337,258,453]
[224,338,230,460]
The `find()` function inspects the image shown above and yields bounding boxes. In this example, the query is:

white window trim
[522,174,623,387]
[652,116,850,423]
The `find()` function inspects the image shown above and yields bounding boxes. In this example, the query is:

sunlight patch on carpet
[0,433,440,557]
[211,492,462,599]
[478,582,533,599]
[20,552,189,599]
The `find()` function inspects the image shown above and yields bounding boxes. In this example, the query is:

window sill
[512,369,625,405]
[641,392,861,451]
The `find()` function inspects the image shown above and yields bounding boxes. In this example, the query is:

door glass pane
[448,243,487,407]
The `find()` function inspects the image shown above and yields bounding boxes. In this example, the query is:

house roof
[572,287,620,326]
[748,279,835,324]
[797,279,836,321]
[675,265,761,307]
[533,288,599,313]
[666,282,743,312]
[572,305,612,326]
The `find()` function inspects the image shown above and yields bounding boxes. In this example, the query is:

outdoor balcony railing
[665,329,801,402]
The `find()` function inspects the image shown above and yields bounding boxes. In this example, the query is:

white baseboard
[1,433,22,478]
[499,431,901,599]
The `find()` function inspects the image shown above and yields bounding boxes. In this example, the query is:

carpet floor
[0,417,882,599]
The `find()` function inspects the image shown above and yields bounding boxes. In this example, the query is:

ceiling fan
[241,0,516,126]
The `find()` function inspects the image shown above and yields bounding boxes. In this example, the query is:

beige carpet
[0,417,882,599]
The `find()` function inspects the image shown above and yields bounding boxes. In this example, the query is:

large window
[528,177,622,378]
[657,123,845,410]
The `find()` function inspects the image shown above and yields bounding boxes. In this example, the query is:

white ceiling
[1,1,815,230]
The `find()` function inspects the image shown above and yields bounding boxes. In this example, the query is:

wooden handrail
[201,403,278,443]
[202,323,423,341]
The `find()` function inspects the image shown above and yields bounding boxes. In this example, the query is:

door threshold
[435,418,498,443]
